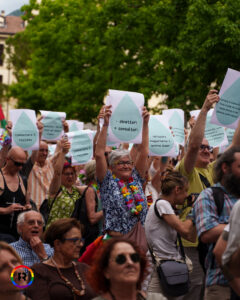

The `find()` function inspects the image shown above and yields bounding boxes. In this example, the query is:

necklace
[113,175,144,215]
[51,258,86,296]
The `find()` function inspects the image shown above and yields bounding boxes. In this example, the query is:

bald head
[7,146,27,161]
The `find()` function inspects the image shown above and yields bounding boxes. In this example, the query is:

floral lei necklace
[113,175,144,215]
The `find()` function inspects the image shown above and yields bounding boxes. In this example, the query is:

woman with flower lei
[95,105,149,244]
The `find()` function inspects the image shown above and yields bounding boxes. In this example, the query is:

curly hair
[86,238,148,293]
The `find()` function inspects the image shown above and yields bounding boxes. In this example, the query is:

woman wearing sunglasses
[26,218,96,300]
[87,238,148,300]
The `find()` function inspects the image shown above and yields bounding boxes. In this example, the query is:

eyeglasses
[115,161,133,166]
[62,237,85,244]
[199,145,213,152]
[114,253,140,265]
[27,220,44,226]
[10,158,25,167]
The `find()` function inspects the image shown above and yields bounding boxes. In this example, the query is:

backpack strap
[154,199,186,261]
[211,186,225,216]
[199,173,211,188]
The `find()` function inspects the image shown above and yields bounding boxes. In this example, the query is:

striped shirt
[193,183,238,287]
[28,159,54,210]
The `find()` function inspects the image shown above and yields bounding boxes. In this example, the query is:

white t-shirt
[145,199,182,260]
[222,200,240,267]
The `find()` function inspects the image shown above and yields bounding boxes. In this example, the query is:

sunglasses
[199,144,213,152]
[10,158,25,167]
[114,253,140,265]
[62,237,85,244]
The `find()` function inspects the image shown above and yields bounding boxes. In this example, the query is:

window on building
[0,16,5,27]
[0,44,4,66]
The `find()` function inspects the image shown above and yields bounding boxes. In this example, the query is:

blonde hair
[161,170,188,195]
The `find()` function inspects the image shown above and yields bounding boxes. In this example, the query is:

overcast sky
[0,0,29,15]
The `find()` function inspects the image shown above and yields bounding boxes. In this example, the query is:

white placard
[106,89,144,144]
[66,130,93,165]
[40,110,66,141]
[163,109,185,146]
[211,68,240,129]
[10,109,39,150]
[149,115,178,157]
[67,120,84,132]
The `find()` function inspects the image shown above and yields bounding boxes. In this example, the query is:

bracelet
[41,255,50,262]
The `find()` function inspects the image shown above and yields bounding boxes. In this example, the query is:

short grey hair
[17,210,45,226]
[108,149,131,167]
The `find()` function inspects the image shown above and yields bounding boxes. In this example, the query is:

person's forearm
[188,109,208,150]
[0,144,10,168]
[139,121,149,156]
[95,125,108,158]
[231,119,240,148]
[201,224,226,243]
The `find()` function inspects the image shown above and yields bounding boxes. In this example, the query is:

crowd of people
[0,89,240,300]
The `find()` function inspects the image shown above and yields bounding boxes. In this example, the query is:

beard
[223,173,240,198]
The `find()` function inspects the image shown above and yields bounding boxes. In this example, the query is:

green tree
[7,0,240,122]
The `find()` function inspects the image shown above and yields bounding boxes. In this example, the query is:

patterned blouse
[47,185,81,229]
[98,169,147,234]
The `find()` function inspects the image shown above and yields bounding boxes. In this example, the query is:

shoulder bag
[148,199,190,297]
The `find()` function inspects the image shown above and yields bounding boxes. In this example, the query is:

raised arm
[95,105,111,182]
[49,138,70,197]
[230,119,240,148]
[135,107,150,178]
[184,90,219,174]
[93,105,105,158]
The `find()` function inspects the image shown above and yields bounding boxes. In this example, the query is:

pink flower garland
[113,175,144,215]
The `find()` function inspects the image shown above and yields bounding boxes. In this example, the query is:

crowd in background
[0,90,240,300]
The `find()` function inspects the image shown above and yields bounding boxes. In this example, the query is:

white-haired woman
[95,105,149,241]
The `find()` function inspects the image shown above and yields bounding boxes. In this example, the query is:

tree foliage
[6,0,240,122]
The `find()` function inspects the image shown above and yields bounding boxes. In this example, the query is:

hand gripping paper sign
[163,109,185,146]
[190,109,228,148]
[66,130,93,165]
[10,109,39,151]
[106,89,144,144]
[211,68,240,129]
[40,111,66,141]
[66,120,84,132]
[149,115,178,157]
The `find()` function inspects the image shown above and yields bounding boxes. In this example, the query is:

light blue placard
[71,133,92,164]
[216,77,240,126]
[13,111,38,149]
[69,122,78,132]
[205,115,225,147]
[149,117,174,155]
[169,111,184,144]
[110,94,142,142]
[42,112,63,140]
[226,128,235,145]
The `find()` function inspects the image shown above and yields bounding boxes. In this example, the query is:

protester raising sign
[10,109,39,151]
[66,130,94,165]
[106,89,144,144]
[190,109,228,148]
[211,68,240,129]
[40,110,66,141]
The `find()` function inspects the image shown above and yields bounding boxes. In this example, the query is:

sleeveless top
[0,169,26,238]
